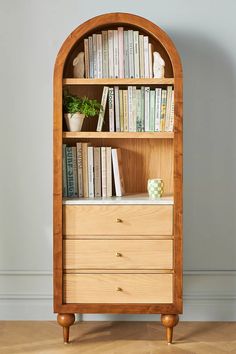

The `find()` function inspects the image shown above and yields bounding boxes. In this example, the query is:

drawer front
[64,240,173,270]
[64,273,173,303]
[63,205,173,236]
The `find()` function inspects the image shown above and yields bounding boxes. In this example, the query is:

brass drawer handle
[116,287,123,292]
[116,252,122,257]
[116,218,123,223]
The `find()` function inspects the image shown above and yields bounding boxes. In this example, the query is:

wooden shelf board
[63,131,174,139]
[63,193,174,205]
[63,78,174,85]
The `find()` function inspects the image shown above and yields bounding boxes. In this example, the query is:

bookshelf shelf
[63,131,174,139]
[63,78,174,86]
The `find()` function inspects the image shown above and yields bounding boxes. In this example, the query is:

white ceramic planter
[64,113,85,132]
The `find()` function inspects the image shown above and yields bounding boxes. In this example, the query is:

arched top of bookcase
[54,12,182,79]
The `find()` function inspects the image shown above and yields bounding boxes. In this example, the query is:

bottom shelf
[63,193,174,205]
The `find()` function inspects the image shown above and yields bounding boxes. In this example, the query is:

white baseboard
[0,270,236,320]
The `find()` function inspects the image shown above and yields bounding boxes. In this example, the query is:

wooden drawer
[63,205,173,236]
[64,240,173,269]
[64,273,173,303]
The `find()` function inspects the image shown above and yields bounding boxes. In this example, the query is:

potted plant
[63,93,102,131]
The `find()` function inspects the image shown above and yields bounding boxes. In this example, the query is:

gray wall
[0,0,236,320]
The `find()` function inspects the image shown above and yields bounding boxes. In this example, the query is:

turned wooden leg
[161,314,179,344]
[57,313,75,344]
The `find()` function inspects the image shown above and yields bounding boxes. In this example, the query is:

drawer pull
[116,287,123,292]
[116,218,123,223]
[116,252,122,257]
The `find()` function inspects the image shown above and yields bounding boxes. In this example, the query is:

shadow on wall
[173,31,236,270]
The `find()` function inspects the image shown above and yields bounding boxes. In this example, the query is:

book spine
[140,86,145,131]
[165,86,173,131]
[136,89,142,132]
[144,86,150,131]
[113,29,119,78]
[92,34,97,78]
[132,86,137,132]
[87,146,94,198]
[94,147,101,197]
[72,146,78,197]
[62,144,67,197]
[88,36,94,78]
[108,87,115,132]
[128,86,133,132]
[119,89,124,132]
[108,30,114,78]
[102,31,108,78]
[82,143,89,198]
[169,90,175,132]
[128,30,134,78]
[116,148,125,196]
[66,147,74,197]
[76,142,83,197]
[106,147,112,197]
[124,31,129,78]
[84,38,89,79]
[154,88,162,132]
[96,34,103,79]
[118,27,124,78]
[114,86,120,132]
[133,30,140,78]
[160,89,167,131]
[101,147,107,197]
[148,42,153,78]
[123,90,128,132]
[112,148,125,197]
[143,36,149,78]
[149,89,155,131]
[96,86,109,132]
[139,34,144,78]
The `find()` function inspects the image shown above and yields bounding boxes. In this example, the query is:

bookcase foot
[161,314,179,344]
[57,313,75,343]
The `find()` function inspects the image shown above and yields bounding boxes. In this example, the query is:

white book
[112,149,125,197]
[96,86,109,131]
[114,86,120,132]
[94,147,101,197]
[124,31,129,78]
[88,36,94,78]
[133,30,140,78]
[169,90,175,132]
[132,86,137,132]
[119,89,124,132]
[102,31,108,78]
[128,30,134,78]
[76,142,83,197]
[106,147,112,197]
[136,89,142,132]
[128,86,133,131]
[154,88,162,132]
[108,87,115,132]
[140,86,145,131]
[165,86,173,131]
[148,43,153,78]
[118,27,124,78]
[139,34,144,78]
[123,90,128,132]
[149,89,155,131]
[92,34,97,78]
[113,29,119,78]
[84,38,89,78]
[143,36,149,78]
[101,147,107,197]
[144,87,150,131]
[108,30,114,78]
[87,146,94,198]
[96,34,103,79]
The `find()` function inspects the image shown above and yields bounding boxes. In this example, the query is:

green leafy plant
[63,92,102,117]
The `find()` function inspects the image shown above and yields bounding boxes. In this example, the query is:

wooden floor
[0,321,236,354]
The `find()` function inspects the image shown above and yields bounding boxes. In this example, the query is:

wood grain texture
[63,239,173,269]
[64,273,173,303]
[63,131,174,139]
[63,205,173,236]
[63,78,174,85]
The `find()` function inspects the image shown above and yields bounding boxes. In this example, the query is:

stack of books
[63,144,125,198]
[83,27,154,79]
[97,85,174,132]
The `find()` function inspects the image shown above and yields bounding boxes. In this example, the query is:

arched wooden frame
[53,13,182,316]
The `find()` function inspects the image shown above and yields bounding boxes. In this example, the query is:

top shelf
[63,78,174,86]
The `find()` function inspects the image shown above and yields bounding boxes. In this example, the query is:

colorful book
[106,147,112,197]
[101,147,107,197]
[160,89,167,131]
[114,86,120,132]
[154,88,162,132]
[87,146,94,197]
[118,27,124,78]
[62,144,67,197]
[102,31,108,78]
[96,86,109,131]
[112,148,125,197]
[76,142,83,197]
[169,90,174,132]
[108,30,114,78]
[94,147,101,197]
[134,30,140,78]
[108,87,115,132]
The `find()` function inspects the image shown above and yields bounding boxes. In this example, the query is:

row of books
[63,143,125,198]
[97,85,174,132]
[83,27,154,79]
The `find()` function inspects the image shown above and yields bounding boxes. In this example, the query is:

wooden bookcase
[53,13,182,344]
